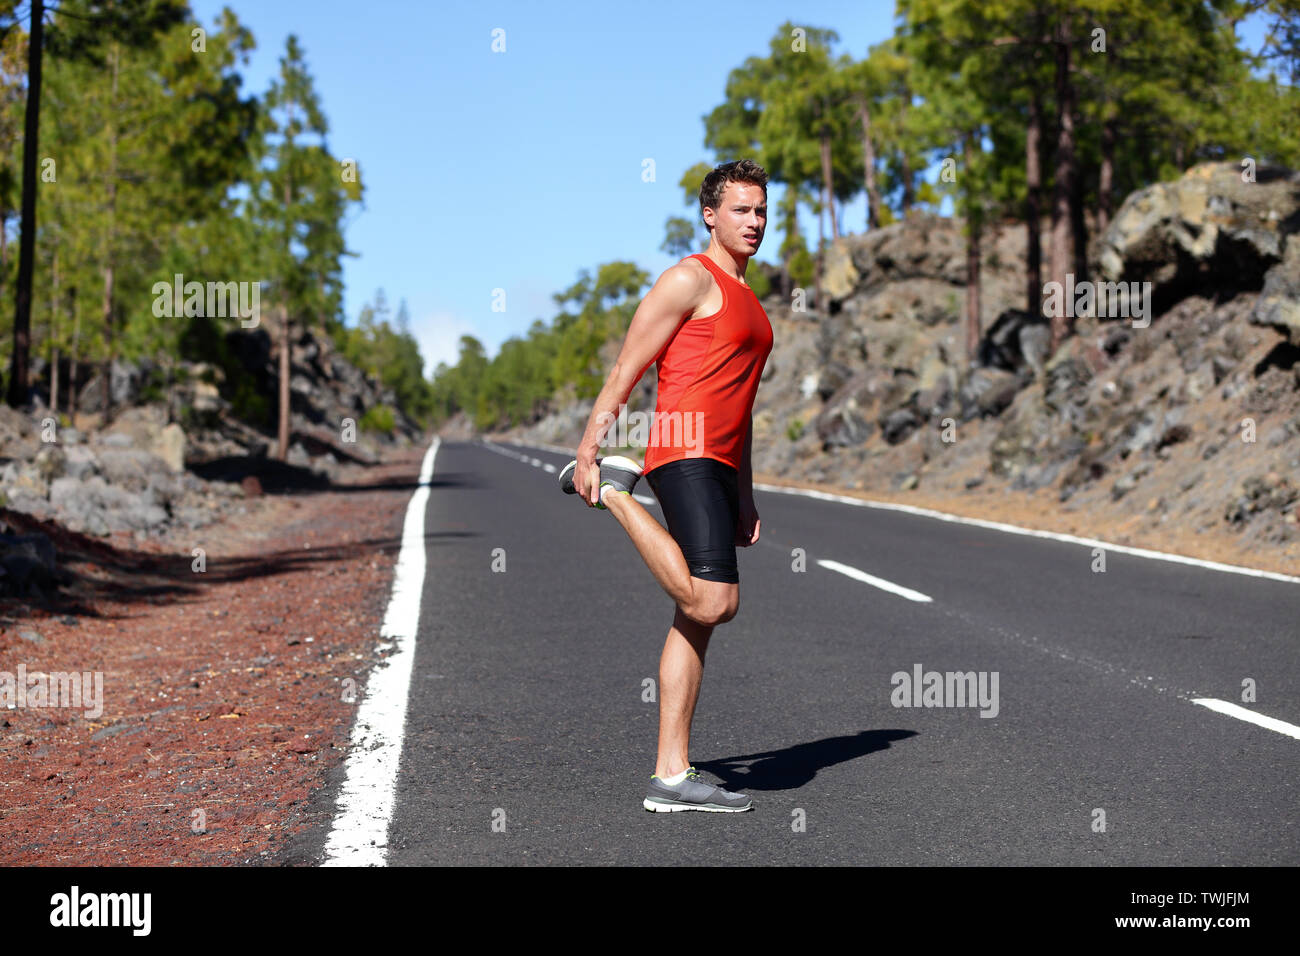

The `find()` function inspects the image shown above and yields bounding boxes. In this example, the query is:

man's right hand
[573,453,603,508]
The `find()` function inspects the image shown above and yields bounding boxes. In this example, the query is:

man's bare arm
[575,263,705,466]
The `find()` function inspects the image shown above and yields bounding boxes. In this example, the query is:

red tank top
[642,253,773,475]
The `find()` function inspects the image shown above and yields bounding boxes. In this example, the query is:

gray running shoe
[559,455,641,510]
[643,767,753,812]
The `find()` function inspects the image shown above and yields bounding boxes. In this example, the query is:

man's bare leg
[599,490,740,779]
[655,604,712,777]
[600,491,735,625]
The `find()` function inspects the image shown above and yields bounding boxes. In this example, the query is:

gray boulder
[49,475,167,535]
[62,444,102,481]
[880,407,921,444]
[77,359,149,413]
[98,448,170,493]
[959,368,1019,420]
[814,371,877,448]
[1098,161,1300,312]
[1251,240,1300,346]
[978,309,1051,377]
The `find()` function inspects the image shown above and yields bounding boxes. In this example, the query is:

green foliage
[31,7,261,383]
[788,247,815,290]
[248,30,357,440]
[359,403,396,434]
[660,215,700,258]
[549,261,650,401]
[661,162,714,256]
[7,0,1299,438]
[334,291,435,426]
[787,417,805,441]
[423,260,651,432]
[746,260,772,299]
[229,377,273,429]
[1,8,438,433]
[177,310,270,427]
[137,365,169,405]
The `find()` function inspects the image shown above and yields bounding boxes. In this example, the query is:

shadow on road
[698,729,918,792]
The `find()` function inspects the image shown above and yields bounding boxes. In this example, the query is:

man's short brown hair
[699,159,768,232]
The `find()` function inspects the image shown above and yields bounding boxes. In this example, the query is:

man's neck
[703,241,748,282]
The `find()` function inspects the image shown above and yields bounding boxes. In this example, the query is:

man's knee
[718,590,739,624]
[684,581,739,627]
[685,605,727,628]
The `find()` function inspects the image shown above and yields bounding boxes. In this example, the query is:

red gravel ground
[0,442,428,865]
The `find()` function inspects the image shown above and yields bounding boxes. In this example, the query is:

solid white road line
[816,558,933,603]
[1191,698,1300,740]
[754,482,1300,586]
[321,436,440,866]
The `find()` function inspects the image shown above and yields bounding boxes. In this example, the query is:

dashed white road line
[483,439,656,506]
[496,436,1298,741]
[817,558,933,603]
[499,438,1298,584]
[1191,698,1300,740]
[496,437,582,457]
[321,436,439,866]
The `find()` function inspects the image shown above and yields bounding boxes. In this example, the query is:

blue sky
[189,1,1274,376]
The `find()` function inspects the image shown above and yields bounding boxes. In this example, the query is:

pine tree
[252,34,358,458]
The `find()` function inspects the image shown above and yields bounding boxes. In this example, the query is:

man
[558,159,774,812]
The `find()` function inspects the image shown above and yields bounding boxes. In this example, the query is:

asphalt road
[325,437,1300,865]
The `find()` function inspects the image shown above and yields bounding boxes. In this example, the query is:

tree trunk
[813,203,825,311]
[102,42,119,417]
[275,97,299,461]
[101,264,114,414]
[50,244,59,414]
[1071,154,1087,287]
[1026,87,1043,316]
[1098,118,1116,233]
[278,301,290,459]
[779,185,800,299]
[819,127,838,240]
[964,131,982,367]
[277,118,294,461]
[1,213,7,342]
[1048,16,1076,354]
[1140,129,1155,186]
[69,284,80,418]
[6,0,43,408]
[856,95,880,230]
[899,86,914,216]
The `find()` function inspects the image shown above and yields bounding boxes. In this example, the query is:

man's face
[705,181,766,255]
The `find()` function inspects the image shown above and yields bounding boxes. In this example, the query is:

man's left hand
[736,495,760,546]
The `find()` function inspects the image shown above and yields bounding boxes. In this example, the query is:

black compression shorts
[644,457,740,583]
